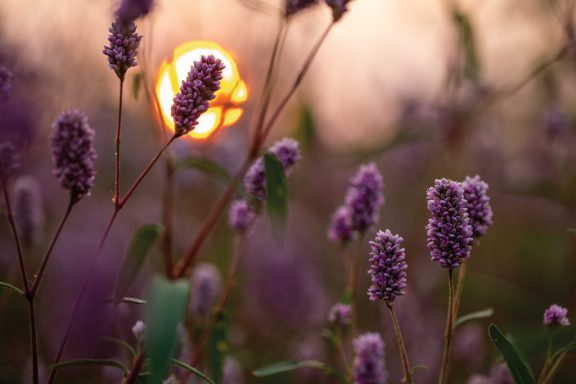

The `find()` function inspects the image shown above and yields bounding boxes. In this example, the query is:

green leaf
[132,72,142,100]
[264,153,288,233]
[320,329,338,345]
[178,156,232,183]
[102,336,136,357]
[295,106,316,149]
[412,365,429,371]
[145,276,190,382]
[0,281,24,295]
[551,342,576,361]
[253,360,343,381]
[488,324,535,384]
[207,312,229,383]
[49,359,128,373]
[114,224,163,301]
[170,358,215,384]
[455,307,494,328]
[452,10,480,82]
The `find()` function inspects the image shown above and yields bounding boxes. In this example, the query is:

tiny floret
[353,332,387,384]
[543,304,570,328]
[345,163,384,233]
[171,55,225,137]
[50,109,97,203]
[229,199,256,233]
[190,263,222,318]
[327,206,355,243]
[462,175,493,238]
[103,19,142,80]
[426,178,473,268]
[367,229,408,303]
[328,303,352,326]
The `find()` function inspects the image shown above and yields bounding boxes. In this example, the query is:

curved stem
[540,350,568,384]
[387,303,413,384]
[114,79,125,209]
[260,20,335,142]
[438,268,455,384]
[29,198,75,296]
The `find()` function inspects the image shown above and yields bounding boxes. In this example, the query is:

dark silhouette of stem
[387,303,413,384]
[123,351,145,384]
[438,269,455,384]
[27,297,39,384]
[114,79,125,209]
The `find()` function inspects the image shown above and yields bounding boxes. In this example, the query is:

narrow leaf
[178,156,232,183]
[264,152,287,227]
[145,276,190,382]
[114,224,163,301]
[170,358,215,384]
[102,336,136,357]
[551,342,576,361]
[0,281,24,295]
[253,360,341,379]
[452,10,480,81]
[208,312,229,383]
[488,324,535,384]
[455,307,494,328]
[49,359,128,373]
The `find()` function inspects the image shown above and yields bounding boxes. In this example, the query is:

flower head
[103,19,142,80]
[462,175,493,238]
[229,199,256,233]
[268,137,301,174]
[327,205,355,243]
[116,0,154,25]
[50,109,97,203]
[367,229,408,303]
[132,320,145,343]
[0,67,13,102]
[171,55,225,137]
[543,304,570,328]
[328,303,352,326]
[426,178,473,268]
[285,0,318,18]
[13,176,44,246]
[325,0,348,21]
[345,163,384,233]
[353,333,387,384]
[190,263,222,318]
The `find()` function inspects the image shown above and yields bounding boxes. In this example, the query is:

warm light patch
[155,41,248,139]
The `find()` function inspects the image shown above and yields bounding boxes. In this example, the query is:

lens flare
[155,41,248,139]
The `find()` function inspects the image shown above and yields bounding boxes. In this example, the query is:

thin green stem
[438,268,455,384]
[538,332,554,383]
[114,79,125,209]
[387,303,413,384]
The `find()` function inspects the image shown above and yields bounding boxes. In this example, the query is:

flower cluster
[325,0,348,21]
[229,199,256,233]
[462,175,493,238]
[426,178,473,269]
[50,109,97,203]
[190,263,222,318]
[543,304,570,328]
[284,0,318,18]
[103,20,142,80]
[0,67,13,102]
[353,333,387,384]
[171,55,225,137]
[115,0,154,25]
[367,229,408,303]
[327,206,354,243]
[328,303,352,326]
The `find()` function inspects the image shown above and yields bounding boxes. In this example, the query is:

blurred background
[0,0,575,382]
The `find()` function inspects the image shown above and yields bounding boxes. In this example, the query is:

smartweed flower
[13,176,44,246]
[367,229,407,303]
[285,0,318,18]
[426,178,473,268]
[345,163,384,233]
[229,199,256,233]
[116,0,154,25]
[325,0,348,21]
[543,304,570,328]
[327,206,354,244]
[103,19,142,81]
[190,263,222,318]
[50,109,97,203]
[328,303,352,326]
[171,55,225,137]
[353,332,387,384]
[462,175,493,238]
[0,67,13,102]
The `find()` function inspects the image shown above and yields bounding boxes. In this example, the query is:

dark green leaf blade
[264,152,287,224]
[145,276,190,382]
[102,336,136,357]
[488,324,535,384]
[49,359,128,373]
[170,358,215,384]
[551,342,576,361]
[178,156,232,183]
[0,281,24,295]
[253,360,344,381]
[455,307,494,328]
[114,224,163,301]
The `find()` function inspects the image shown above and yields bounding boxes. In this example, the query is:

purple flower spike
[462,175,493,238]
[426,178,473,269]
[327,206,355,244]
[285,0,318,18]
[0,143,19,181]
[171,55,225,137]
[367,229,408,303]
[0,67,13,102]
[543,304,570,328]
[328,303,352,326]
[345,163,384,233]
[353,332,387,384]
[229,199,256,233]
[190,263,222,318]
[50,109,97,203]
[116,0,154,25]
[244,137,301,203]
[103,19,142,81]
